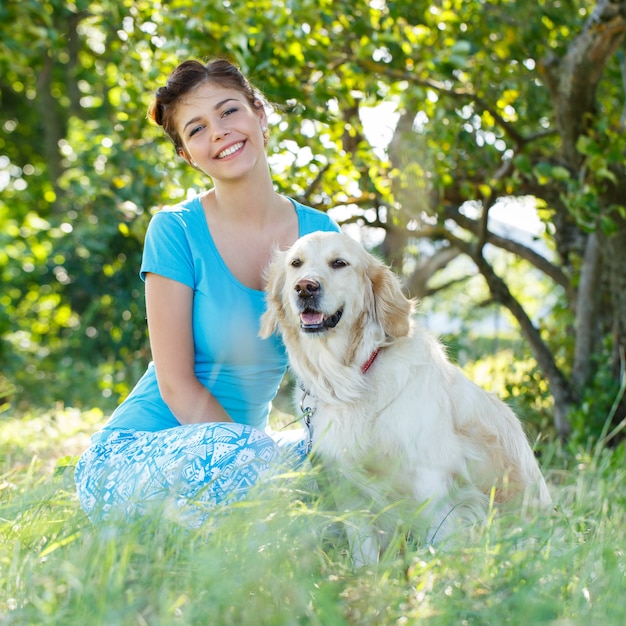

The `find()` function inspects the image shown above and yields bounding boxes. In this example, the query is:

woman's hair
[147,58,265,153]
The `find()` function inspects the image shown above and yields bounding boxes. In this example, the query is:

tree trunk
[540,0,626,434]
[601,223,626,440]
[572,232,602,389]
[602,222,626,373]
[542,0,626,166]
[469,245,574,439]
[37,51,65,205]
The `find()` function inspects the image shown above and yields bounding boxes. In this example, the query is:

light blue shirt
[101,195,339,433]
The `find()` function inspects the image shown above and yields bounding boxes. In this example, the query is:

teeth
[217,142,243,159]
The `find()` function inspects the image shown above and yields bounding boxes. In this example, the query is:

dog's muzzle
[294,278,343,333]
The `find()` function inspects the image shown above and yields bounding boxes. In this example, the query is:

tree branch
[475,159,515,256]
[447,233,574,438]
[423,274,474,299]
[443,206,572,294]
[357,58,530,147]
[304,162,330,198]
[404,245,461,299]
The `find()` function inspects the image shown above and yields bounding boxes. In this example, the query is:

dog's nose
[294,279,320,298]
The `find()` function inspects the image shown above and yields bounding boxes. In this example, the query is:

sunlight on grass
[0,407,104,471]
[462,349,544,398]
[1,409,624,625]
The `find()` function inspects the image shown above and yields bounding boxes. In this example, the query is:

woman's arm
[144,272,233,423]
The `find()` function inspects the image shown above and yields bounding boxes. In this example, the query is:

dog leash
[299,389,315,454]
[278,388,316,454]
[283,349,381,454]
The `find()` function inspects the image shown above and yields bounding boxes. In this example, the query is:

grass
[1,407,624,625]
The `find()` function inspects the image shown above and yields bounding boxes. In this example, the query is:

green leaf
[551,165,570,181]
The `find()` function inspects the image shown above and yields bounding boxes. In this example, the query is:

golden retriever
[260,231,552,565]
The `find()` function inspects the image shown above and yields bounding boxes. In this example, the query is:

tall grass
[1,409,624,625]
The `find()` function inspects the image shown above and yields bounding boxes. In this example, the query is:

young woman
[74,58,340,525]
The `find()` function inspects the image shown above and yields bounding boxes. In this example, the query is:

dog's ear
[368,260,415,338]
[259,250,286,339]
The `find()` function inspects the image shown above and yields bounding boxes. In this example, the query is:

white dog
[260,231,552,565]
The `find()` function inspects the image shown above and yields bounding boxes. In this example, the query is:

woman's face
[174,81,267,181]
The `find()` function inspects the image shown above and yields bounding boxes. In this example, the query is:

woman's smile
[216,141,245,159]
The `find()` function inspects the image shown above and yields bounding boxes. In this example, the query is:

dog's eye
[331,258,349,269]
[290,257,302,268]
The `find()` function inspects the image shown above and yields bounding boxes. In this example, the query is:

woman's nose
[212,123,231,141]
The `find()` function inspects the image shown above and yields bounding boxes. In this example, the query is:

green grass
[1,409,624,625]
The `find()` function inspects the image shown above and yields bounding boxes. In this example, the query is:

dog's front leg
[343,516,381,567]
[322,467,382,567]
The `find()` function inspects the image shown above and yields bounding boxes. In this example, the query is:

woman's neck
[209,170,281,226]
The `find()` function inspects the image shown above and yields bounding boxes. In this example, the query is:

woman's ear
[178,148,198,169]
[177,148,191,164]
[254,100,268,124]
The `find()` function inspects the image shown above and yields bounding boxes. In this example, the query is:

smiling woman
[173,82,268,182]
[74,58,340,525]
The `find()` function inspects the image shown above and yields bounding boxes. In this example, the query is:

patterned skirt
[74,422,307,527]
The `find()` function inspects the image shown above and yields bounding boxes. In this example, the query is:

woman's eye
[189,125,204,138]
[222,107,238,117]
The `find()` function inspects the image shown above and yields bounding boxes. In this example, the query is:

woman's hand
[144,272,232,423]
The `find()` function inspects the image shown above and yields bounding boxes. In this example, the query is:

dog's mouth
[300,308,343,333]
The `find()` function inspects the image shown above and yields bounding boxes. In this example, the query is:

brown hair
[147,58,265,153]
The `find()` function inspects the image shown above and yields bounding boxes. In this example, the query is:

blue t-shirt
[102,195,339,433]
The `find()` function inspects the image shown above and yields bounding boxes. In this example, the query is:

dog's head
[260,231,415,343]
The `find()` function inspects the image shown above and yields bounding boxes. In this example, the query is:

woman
[74,58,340,525]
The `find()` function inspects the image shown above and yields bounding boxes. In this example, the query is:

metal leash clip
[300,389,315,454]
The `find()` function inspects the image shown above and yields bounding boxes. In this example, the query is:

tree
[258,0,626,439]
[1,0,624,441]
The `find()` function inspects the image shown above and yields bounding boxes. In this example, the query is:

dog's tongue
[301,311,324,325]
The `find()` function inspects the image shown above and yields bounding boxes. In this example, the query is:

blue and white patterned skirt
[74,422,307,527]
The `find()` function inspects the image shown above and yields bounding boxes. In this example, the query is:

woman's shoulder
[146,196,205,236]
[151,195,203,220]
[141,197,205,284]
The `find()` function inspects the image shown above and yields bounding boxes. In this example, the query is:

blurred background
[1,0,625,445]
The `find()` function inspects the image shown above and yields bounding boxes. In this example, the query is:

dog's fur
[260,231,552,565]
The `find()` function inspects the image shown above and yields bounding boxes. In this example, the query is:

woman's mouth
[216,142,244,159]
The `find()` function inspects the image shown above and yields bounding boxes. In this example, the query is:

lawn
[1,407,624,625]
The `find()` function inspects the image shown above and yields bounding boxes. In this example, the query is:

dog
[260,231,552,565]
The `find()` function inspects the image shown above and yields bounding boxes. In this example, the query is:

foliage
[1,0,625,440]
[1,409,625,625]
[568,349,626,445]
